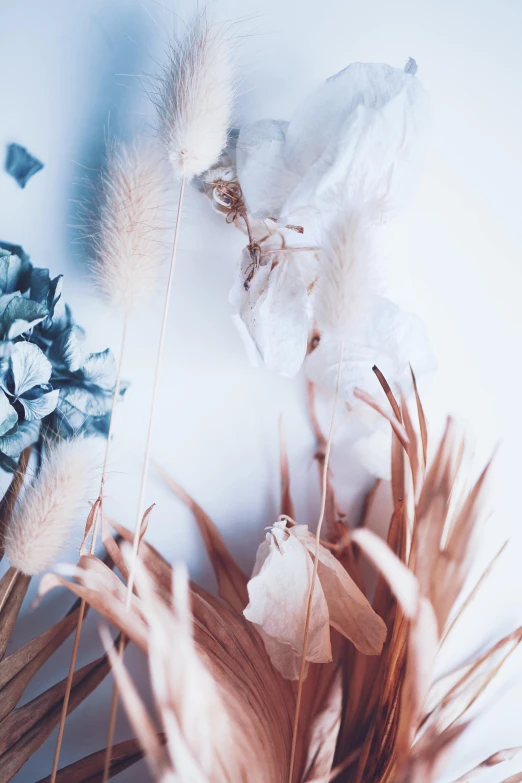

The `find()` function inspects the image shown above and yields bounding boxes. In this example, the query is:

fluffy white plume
[93,140,166,313]
[313,214,380,336]
[4,439,94,575]
[157,11,233,180]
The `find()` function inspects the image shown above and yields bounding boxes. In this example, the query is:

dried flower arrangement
[39,378,522,783]
[0,6,519,783]
[0,241,121,781]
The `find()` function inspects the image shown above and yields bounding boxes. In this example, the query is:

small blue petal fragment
[5,144,44,188]
[404,58,418,76]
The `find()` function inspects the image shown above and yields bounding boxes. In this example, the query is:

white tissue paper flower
[243,519,387,680]
[225,60,431,388]
[229,236,318,376]
[236,62,426,223]
[306,295,435,402]
[200,60,434,481]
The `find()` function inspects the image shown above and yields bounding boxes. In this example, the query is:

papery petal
[255,624,306,681]
[236,120,299,218]
[244,524,332,678]
[283,63,427,218]
[11,341,52,396]
[293,527,387,655]
[229,248,314,377]
[306,296,434,402]
[19,388,59,421]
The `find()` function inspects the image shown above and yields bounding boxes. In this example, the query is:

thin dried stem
[288,340,344,783]
[102,177,187,783]
[0,568,19,615]
[50,318,128,783]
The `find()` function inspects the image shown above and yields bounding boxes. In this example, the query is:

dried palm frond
[0,449,123,782]
[40,373,521,783]
[100,10,236,776]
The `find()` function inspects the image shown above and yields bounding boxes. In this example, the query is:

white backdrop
[1,1,522,781]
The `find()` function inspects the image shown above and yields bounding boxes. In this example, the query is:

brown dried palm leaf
[41,371,521,783]
[0,449,125,782]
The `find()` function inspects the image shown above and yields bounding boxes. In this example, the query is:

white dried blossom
[244,520,387,679]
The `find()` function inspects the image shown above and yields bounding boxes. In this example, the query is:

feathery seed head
[314,214,380,335]
[157,12,234,180]
[4,438,94,575]
[93,139,166,314]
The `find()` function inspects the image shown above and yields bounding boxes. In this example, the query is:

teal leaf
[0,241,31,266]
[0,252,23,294]
[0,419,40,458]
[5,143,44,189]
[59,385,109,418]
[0,391,18,437]
[0,244,32,294]
[50,325,84,371]
[30,268,63,314]
[11,342,52,396]
[30,268,51,304]
[81,348,116,389]
[19,388,59,421]
[0,293,20,321]
[2,295,47,338]
[0,452,19,473]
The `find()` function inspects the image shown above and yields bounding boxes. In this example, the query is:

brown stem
[288,341,344,783]
[102,176,187,783]
[50,316,128,783]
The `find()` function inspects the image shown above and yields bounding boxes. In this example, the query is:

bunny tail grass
[92,139,166,314]
[102,177,187,783]
[157,10,233,180]
[4,439,93,576]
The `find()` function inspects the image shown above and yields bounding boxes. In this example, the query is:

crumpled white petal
[227,61,428,388]
[229,245,316,377]
[244,522,331,679]
[306,296,435,402]
[293,526,388,656]
[244,521,387,679]
[283,63,426,218]
[236,120,299,219]
[235,63,426,226]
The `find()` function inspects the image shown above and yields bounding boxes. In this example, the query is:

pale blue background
[1,1,522,781]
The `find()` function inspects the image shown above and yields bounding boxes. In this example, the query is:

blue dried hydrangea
[0,241,119,471]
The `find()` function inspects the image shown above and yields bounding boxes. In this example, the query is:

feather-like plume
[92,139,166,313]
[101,17,233,776]
[157,10,234,180]
[4,439,93,576]
[314,213,380,336]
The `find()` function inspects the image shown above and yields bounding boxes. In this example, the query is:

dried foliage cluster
[0,5,519,783]
[36,375,522,783]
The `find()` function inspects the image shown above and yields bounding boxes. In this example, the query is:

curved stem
[102,176,187,783]
[49,316,128,783]
[0,568,19,615]
[288,341,344,783]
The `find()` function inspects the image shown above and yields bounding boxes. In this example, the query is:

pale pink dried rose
[243,519,387,679]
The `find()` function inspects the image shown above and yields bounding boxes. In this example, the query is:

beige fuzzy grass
[4,439,93,577]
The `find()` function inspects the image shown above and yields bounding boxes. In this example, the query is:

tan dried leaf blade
[42,373,522,783]
[35,737,149,782]
[0,647,114,782]
[0,461,124,783]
